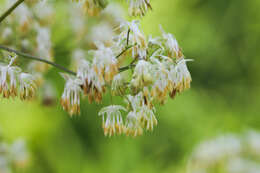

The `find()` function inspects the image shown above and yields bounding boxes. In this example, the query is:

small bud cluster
[0,54,37,100]
[188,131,260,173]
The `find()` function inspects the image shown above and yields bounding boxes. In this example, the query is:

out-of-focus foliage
[0,0,259,173]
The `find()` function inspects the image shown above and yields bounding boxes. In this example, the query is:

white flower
[125,111,143,137]
[138,105,157,131]
[34,26,53,72]
[36,27,52,53]
[71,49,86,69]
[13,3,32,31]
[160,25,182,58]
[1,28,12,40]
[73,0,102,16]
[19,73,37,100]
[98,105,127,136]
[90,22,115,46]
[10,140,29,168]
[169,58,192,92]
[191,134,242,166]
[34,1,54,21]
[150,57,171,103]
[92,43,118,82]
[126,92,158,133]
[0,65,21,98]
[111,74,126,96]
[246,131,260,156]
[117,20,147,59]
[131,60,153,90]
[128,0,152,17]
[102,3,124,24]
[60,74,83,116]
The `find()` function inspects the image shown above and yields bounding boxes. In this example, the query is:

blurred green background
[0,0,260,172]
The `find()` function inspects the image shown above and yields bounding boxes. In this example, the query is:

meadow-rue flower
[131,60,153,92]
[169,58,192,93]
[150,58,171,103]
[125,111,143,137]
[0,65,21,98]
[98,105,127,137]
[60,74,83,116]
[128,0,152,17]
[92,43,118,82]
[138,105,157,131]
[19,73,37,100]
[117,20,147,59]
[160,25,183,58]
[111,73,126,96]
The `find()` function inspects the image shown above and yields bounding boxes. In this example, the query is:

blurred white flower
[10,140,29,168]
[90,22,115,46]
[128,0,152,17]
[34,0,54,21]
[228,158,260,173]
[246,131,260,156]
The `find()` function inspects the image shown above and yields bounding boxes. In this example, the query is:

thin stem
[116,44,135,59]
[126,28,130,46]
[0,45,135,75]
[119,64,135,73]
[0,45,76,75]
[0,0,25,24]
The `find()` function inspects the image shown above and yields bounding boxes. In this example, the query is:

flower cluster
[60,18,192,136]
[0,0,192,137]
[187,131,260,173]
[0,0,54,74]
[0,54,37,100]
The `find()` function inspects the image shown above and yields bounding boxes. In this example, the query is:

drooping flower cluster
[0,54,37,100]
[187,131,260,173]
[0,0,192,137]
[59,17,192,136]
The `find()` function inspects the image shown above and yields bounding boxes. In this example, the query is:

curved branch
[0,45,77,75]
[0,0,25,23]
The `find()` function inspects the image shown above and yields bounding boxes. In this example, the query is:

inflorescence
[0,0,192,137]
